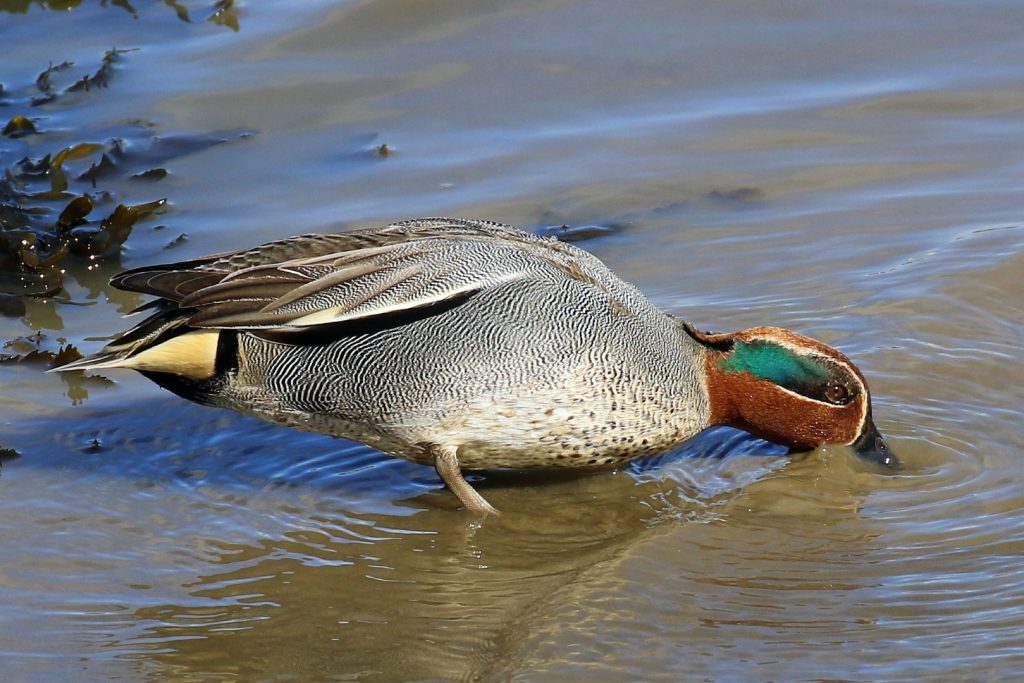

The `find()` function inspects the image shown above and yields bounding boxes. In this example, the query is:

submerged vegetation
[1,49,250,299]
[0,0,252,312]
[0,0,241,31]
[0,46,251,369]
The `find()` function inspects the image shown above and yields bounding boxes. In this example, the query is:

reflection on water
[2,0,1024,681]
[4,397,792,680]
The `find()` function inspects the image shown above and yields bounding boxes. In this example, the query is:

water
[2,1,1023,681]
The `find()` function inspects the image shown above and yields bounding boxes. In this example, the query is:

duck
[54,218,896,513]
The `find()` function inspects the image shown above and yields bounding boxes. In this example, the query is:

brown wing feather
[111,269,224,301]
[109,224,451,299]
[181,242,442,329]
[107,218,625,332]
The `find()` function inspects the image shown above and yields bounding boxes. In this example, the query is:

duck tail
[50,347,139,373]
[50,304,219,381]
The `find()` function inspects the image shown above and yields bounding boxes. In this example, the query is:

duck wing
[110,218,634,333]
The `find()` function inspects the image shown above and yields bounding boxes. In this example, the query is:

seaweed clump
[1,1,243,30]
[0,328,115,403]
[0,330,81,366]
[0,48,249,299]
[0,446,21,477]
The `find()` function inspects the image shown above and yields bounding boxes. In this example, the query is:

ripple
[3,0,1024,681]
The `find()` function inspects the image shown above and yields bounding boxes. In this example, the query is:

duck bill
[852,420,899,470]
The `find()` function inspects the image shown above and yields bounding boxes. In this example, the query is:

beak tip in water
[853,422,900,470]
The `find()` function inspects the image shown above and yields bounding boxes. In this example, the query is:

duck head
[687,324,897,469]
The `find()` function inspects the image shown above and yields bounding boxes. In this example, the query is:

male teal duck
[56,218,895,513]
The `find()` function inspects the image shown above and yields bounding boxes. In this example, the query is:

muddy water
[2,1,1023,681]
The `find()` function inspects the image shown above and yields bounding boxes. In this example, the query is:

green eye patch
[718,339,831,391]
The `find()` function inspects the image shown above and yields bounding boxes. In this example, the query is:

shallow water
[2,1,1023,681]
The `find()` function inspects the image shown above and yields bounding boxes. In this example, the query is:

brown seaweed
[130,168,168,181]
[0,331,81,366]
[65,48,136,93]
[0,51,254,298]
[1,1,239,28]
[32,59,72,106]
[0,447,19,461]
[164,0,190,22]
[78,153,117,185]
[209,0,239,32]
[3,114,37,138]
[163,232,188,249]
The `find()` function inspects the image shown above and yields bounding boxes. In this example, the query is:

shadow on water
[4,387,790,512]
[0,384,898,681]
[4,396,892,682]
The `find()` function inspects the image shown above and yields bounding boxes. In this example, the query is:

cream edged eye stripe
[719,337,862,406]
[749,334,871,442]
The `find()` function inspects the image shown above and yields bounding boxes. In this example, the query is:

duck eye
[825,382,850,405]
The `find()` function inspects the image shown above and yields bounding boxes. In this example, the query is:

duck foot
[431,445,499,515]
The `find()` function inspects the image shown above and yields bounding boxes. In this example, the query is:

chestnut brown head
[692,325,896,468]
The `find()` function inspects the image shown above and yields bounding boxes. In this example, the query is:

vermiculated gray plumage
[61,218,711,472]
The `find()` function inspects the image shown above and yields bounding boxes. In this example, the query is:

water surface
[2,1,1023,681]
